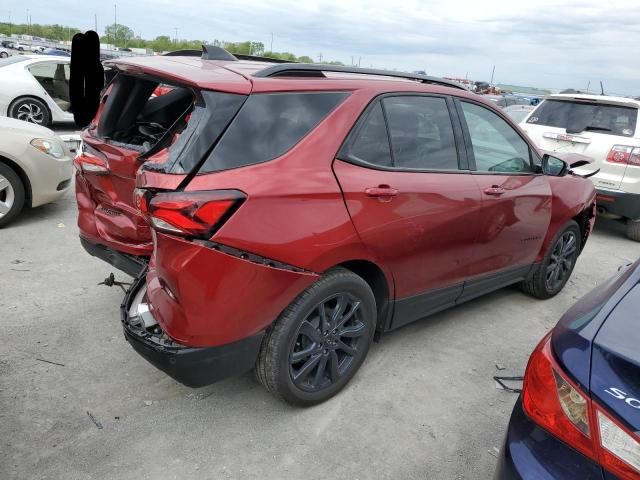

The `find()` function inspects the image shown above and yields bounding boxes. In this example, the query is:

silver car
[0,116,74,226]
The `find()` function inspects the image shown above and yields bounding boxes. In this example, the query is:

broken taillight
[146,190,245,238]
[522,333,640,479]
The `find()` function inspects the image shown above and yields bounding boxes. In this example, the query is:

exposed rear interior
[28,62,72,112]
[97,74,195,152]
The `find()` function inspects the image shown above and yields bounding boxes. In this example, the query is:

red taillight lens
[147,190,245,238]
[522,334,596,460]
[523,334,640,479]
[606,145,640,166]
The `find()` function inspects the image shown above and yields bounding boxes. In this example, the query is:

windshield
[527,99,637,137]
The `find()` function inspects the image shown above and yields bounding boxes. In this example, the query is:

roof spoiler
[252,63,468,90]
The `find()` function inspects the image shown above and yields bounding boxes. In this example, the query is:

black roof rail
[252,63,468,90]
[234,54,293,64]
[163,49,201,57]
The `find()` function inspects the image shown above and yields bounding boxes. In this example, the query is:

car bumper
[28,153,73,208]
[145,232,319,347]
[80,236,148,278]
[495,398,605,480]
[596,189,640,221]
[121,274,265,388]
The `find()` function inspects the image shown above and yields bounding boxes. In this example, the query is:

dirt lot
[1,187,638,480]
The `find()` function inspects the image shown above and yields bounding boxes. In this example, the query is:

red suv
[76,50,596,405]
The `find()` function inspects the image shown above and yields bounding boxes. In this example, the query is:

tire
[0,163,26,227]
[256,267,377,406]
[8,97,51,126]
[0,52,7,58]
[627,220,640,242]
[520,220,582,299]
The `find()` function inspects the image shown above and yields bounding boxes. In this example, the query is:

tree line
[0,21,345,65]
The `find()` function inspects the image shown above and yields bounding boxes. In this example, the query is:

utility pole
[270,32,273,53]
[174,27,178,45]
[26,9,29,35]
[358,56,362,67]
[490,65,496,85]
[94,13,98,32]
[351,56,354,66]
[586,80,591,93]
[318,53,323,63]
[8,11,11,37]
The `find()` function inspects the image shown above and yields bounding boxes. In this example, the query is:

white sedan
[0,55,73,126]
[0,116,74,226]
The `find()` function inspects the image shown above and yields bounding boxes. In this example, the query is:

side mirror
[541,154,568,176]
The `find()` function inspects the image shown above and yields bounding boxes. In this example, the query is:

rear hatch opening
[95,73,196,156]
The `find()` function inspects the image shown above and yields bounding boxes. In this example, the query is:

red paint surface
[76,57,596,348]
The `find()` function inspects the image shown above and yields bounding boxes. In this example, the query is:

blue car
[496,259,640,479]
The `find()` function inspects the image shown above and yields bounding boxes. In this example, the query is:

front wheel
[520,221,581,299]
[0,163,26,227]
[0,52,7,58]
[256,268,376,406]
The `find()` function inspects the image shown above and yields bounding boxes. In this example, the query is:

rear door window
[383,96,459,170]
[199,92,349,173]
[528,100,638,137]
[348,102,392,167]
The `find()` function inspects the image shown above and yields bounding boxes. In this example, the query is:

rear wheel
[520,221,581,299]
[0,52,7,58]
[256,268,376,406]
[627,220,640,242]
[9,97,51,126]
[0,163,25,227]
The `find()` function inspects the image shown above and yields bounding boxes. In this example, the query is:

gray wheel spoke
[335,339,357,356]
[312,355,329,388]
[330,295,346,329]
[328,350,340,382]
[337,322,366,338]
[336,301,361,329]
[292,354,321,382]
[290,344,317,364]
[0,177,9,192]
[0,202,9,215]
[318,302,329,334]
[299,320,322,343]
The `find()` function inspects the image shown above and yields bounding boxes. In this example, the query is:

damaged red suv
[75,48,596,405]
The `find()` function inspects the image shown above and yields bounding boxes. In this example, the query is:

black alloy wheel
[256,267,376,406]
[545,230,578,291]
[289,293,367,392]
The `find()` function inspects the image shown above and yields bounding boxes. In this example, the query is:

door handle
[365,185,399,198]
[483,186,505,196]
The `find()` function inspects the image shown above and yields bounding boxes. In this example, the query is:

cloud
[15,0,640,94]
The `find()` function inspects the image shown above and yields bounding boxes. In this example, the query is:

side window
[202,92,349,172]
[460,101,532,173]
[383,96,459,170]
[28,62,57,79]
[348,102,392,167]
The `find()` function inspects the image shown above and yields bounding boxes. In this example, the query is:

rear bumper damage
[80,236,148,278]
[121,274,264,388]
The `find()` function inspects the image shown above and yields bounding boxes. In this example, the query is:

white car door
[25,60,73,123]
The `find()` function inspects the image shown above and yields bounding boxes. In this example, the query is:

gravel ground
[1,187,638,480]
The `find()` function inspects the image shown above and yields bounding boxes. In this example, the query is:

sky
[7,0,639,94]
